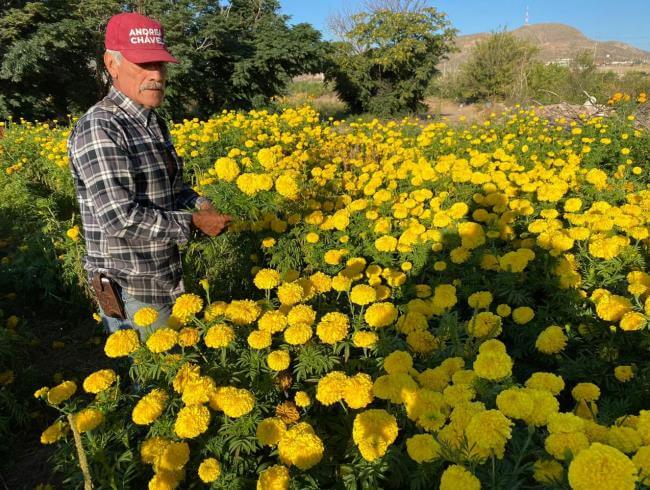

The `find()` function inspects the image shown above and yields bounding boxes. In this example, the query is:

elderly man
[68,12,230,337]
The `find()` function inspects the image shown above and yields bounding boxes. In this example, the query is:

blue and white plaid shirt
[68,86,205,305]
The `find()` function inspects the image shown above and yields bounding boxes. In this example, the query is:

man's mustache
[140,82,165,91]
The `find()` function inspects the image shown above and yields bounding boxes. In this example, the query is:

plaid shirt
[68,86,204,306]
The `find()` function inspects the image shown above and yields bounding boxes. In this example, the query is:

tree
[0,0,327,120]
[456,31,538,103]
[325,2,455,116]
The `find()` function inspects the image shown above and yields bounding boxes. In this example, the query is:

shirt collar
[107,86,154,127]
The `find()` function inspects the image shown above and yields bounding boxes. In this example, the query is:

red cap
[105,12,178,64]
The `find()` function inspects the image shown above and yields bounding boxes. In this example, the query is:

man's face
[105,53,168,108]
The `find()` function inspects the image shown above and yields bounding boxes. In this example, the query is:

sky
[279,0,650,52]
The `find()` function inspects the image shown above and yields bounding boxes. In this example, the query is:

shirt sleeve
[71,117,193,243]
[175,183,202,210]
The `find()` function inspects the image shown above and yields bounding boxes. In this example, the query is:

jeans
[99,287,172,341]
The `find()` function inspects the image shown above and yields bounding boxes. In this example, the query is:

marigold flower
[172,293,203,323]
[406,433,440,463]
[535,325,568,354]
[83,369,116,394]
[343,373,374,409]
[533,459,564,485]
[146,328,178,353]
[267,350,290,371]
[132,389,168,425]
[204,324,235,348]
[254,268,281,290]
[352,330,378,348]
[439,465,480,490]
[174,404,211,438]
[210,386,255,418]
[352,409,398,461]
[73,408,103,433]
[198,458,221,483]
[256,464,290,490]
[41,420,68,444]
[364,302,398,328]
[47,380,77,405]
[104,329,140,357]
[278,422,324,470]
[133,306,159,327]
[568,442,637,490]
[316,371,348,406]
[257,417,287,446]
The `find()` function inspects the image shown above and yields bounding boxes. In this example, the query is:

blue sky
[279,0,650,52]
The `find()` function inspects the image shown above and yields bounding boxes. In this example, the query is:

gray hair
[105,49,122,66]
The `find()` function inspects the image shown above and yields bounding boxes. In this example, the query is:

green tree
[325,3,455,116]
[457,31,538,103]
[0,0,326,120]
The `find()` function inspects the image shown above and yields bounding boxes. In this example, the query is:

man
[68,12,231,337]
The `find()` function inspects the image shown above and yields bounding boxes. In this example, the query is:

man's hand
[191,209,232,237]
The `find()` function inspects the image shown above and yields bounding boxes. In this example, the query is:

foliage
[325,6,456,116]
[0,0,327,120]
[455,31,538,102]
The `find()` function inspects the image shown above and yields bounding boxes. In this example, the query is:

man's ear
[104,52,118,79]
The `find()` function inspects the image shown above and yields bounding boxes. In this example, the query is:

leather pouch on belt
[91,273,126,320]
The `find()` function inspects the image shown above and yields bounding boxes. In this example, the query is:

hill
[441,23,650,73]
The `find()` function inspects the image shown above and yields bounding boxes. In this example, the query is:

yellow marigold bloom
[521,389,560,426]
[66,225,80,241]
[254,269,281,290]
[133,307,159,327]
[157,440,190,471]
[148,470,182,490]
[267,350,290,371]
[474,350,512,381]
[225,299,261,325]
[256,417,287,446]
[83,369,116,394]
[352,409,398,461]
[177,327,200,347]
[256,464,290,490]
[132,389,168,425]
[214,156,240,181]
[568,442,637,490]
[406,434,440,463]
[316,371,348,406]
[383,350,413,374]
[174,404,211,438]
[210,387,255,418]
[619,311,647,331]
[203,301,228,322]
[275,173,300,200]
[181,376,216,406]
[349,284,377,305]
[282,319,312,343]
[352,330,378,348]
[607,426,642,454]
[105,329,140,357]
[309,271,331,293]
[277,282,304,306]
[638,411,650,445]
[343,373,374,409]
[468,291,493,309]
[247,329,272,349]
[73,408,103,433]
[536,325,568,354]
[545,432,589,460]
[331,274,352,292]
[547,412,585,434]
[417,368,449,393]
[571,383,600,402]
[632,445,650,482]
[364,302,398,328]
[512,306,534,324]
[47,380,77,405]
[496,387,534,420]
[198,458,221,483]
[294,391,311,408]
[467,311,502,338]
[172,293,203,323]
[614,365,634,382]
[595,293,632,322]
[525,372,565,395]
[287,304,316,327]
[533,459,564,485]
[465,409,513,460]
[41,420,67,444]
[140,436,169,465]
[146,328,178,353]
[278,422,324,470]
[204,324,235,348]
[258,310,288,333]
[315,311,349,344]
[439,464,480,490]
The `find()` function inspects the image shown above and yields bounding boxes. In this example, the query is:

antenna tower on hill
[525,5,530,26]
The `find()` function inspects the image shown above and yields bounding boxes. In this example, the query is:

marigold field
[1,96,650,489]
